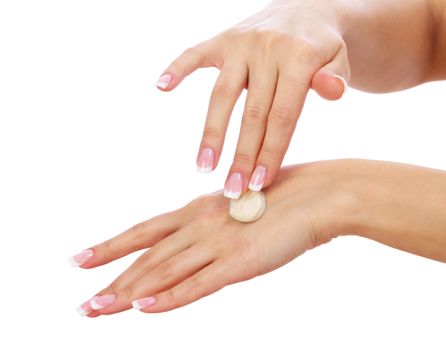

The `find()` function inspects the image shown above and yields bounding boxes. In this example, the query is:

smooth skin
[157,0,445,196]
[77,159,446,316]
[73,0,446,315]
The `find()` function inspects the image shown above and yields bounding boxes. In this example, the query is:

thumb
[311,46,350,100]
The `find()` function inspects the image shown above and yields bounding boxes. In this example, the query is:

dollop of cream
[229,190,266,223]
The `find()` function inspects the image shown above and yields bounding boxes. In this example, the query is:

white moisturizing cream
[229,190,266,223]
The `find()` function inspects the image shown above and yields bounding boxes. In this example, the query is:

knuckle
[183,46,202,61]
[226,29,246,43]
[136,249,153,266]
[212,80,238,99]
[129,221,147,235]
[290,40,322,66]
[270,106,295,129]
[260,146,276,158]
[101,239,114,257]
[122,285,135,301]
[184,275,202,294]
[202,127,223,142]
[244,105,266,124]
[126,221,151,245]
[158,260,175,279]
[164,288,176,306]
[109,281,119,295]
[262,29,282,42]
[233,151,252,166]
[261,30,292,49]
[109,280,135,301]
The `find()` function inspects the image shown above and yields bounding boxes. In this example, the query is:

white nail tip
[131,300,142,310]
[156,81,169,89]
[89,299,102,310]
[223,189,241,199]
[332,74,348,93]
[77,307,91,317]
[197,166,212,173]
[68,257,80,267]
[248,183,263,192]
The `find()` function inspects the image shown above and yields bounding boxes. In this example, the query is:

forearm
[429,0,446,81]
[344,160,446,263]
[269,0,438,91]
[339,0,436,91]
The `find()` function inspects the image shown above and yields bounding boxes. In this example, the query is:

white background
[0,0,445,349]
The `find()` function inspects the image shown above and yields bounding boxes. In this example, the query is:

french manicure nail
[77,300,94,317]
[248,165,266,191]
[224,172,243,199]
[156,74,172,89]
[332,74,348,94]
[69,249,94,267]
[196,147,215,173]
[132,296,157,310]
[89,294,116,310]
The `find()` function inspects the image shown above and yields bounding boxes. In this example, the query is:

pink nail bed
[197,147,214,173]
[224,172,243,199]
[249,165,266,191]
[89,294,116,310]
[132,297,157,310]
[156,74,172,89]
[69,249,94,267]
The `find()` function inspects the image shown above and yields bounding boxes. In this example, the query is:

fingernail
[248,165,266,191]
[156,74,172,89]
[89,294,116,310]
[224,172,243,199]
[77,300,94,317]
[68,249,94,267]
[332,74,348,94]
[196,147,215,173]
[132,296,157,310]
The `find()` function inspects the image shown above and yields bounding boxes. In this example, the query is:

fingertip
[312,70,346,101]
[196,147,216,174]
[68,249,95,268]
[223,172,243,199]
[132,296,157,312]
[155,73,175,91]
[248,165,267,192]
[332,73,348,94]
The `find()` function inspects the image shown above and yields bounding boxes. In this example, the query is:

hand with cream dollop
[70,159,446,316]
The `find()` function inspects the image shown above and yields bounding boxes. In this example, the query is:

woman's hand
[73,161,355,316]
[155,0,441,197]
[156,1,350,198]
[71,159,446,316]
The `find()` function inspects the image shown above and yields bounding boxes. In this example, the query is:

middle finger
[224,63,278,199]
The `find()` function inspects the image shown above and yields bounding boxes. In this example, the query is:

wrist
[314,159,395,243]
[314,160,369,243]
[279,160,371,247]
[329,159,446,262]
